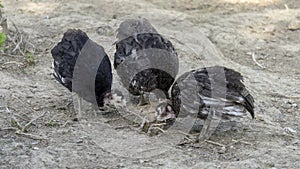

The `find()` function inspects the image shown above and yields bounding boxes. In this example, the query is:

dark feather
[51,29,112,107]
[116,18,158,42]
[114,19,178,99]
[170,66,254,119]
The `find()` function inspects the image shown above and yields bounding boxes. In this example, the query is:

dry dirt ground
[1,0,300,168]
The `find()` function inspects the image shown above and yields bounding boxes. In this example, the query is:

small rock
[76,140,83,144]
[287,99,294,104]
[264,25,276,33]
[33,147,39,150]
[292,103,298,108]
[292,140,299,145]
[26,95,34,98]
[281,103,291,109]
[187,148,193,151]
[15,143,24,149]
[96,25,113,35]
[218,146,226,154]
[31,141,39,145]
[288,19,300,30]
[33,107,41,111]
[284,127,297,134]
[29,85,38,88]
[139,159,145,164]
[246,52,252,56]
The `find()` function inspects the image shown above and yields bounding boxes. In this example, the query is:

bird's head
[113,43,127,69]
[103,89,126,110]
[155,99,176,122]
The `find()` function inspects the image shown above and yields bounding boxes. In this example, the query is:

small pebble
[292,103,298,108]
[246,52,252,56]
[284,127,297,134]
[218,146,226,154]
[31,141,39,145]
[33,147,39,150]
[76,140,83,144]
[288,19,300,30]
[26,95,34,98]
[287,100,294,104]
[281,104,291,109]
[264,25,276,33]
[33,107,41,111]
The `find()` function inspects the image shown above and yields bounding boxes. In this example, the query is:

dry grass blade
[228,139,253,146]
[6,107,22,130]
[114,124,140,130]
[13,96,38,113]
[204,140,226,147]
[252,52,266,69]
[22,111,48,132]
[2,61,24,67]
[15,130,47,140]
[0,127,19,131]
[6,106,12,127]
[12,32,23,53]
[10,22,26,56]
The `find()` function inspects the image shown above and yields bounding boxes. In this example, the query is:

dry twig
[252,52,266,69]
[114,124,140,130]
[13,96,38,113]
[15,130,47,140]
[204,140,226,147]
[0,127,18,131]
[6,107,13,127]
[2,61,24,67]
[228,139,253,146]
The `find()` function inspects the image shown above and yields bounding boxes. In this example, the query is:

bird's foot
[97,106,116,114]
[147,122,168,136]
[176,131,199,146]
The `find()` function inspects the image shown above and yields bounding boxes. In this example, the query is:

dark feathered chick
[156,66,254,139]
[114,18,179,105]
[51,29,112,108]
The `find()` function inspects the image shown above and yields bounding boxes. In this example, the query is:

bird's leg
[138,93,149,106]
[198,109,221,142]
[99,105,117,115]
[76,94,82,120]
[139,117,149,132]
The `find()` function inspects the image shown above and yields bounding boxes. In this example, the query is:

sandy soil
[0,0,300,168]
